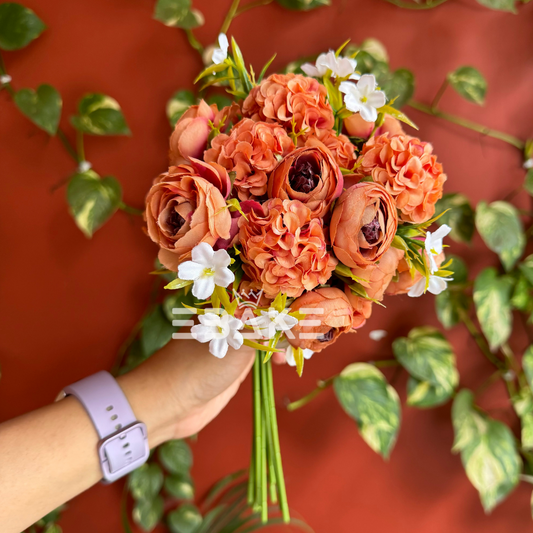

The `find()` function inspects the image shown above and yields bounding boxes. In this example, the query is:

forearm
[0,370,173,533]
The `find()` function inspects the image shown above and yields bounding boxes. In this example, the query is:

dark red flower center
[167,210,185,235]
[362,215,381,245]
[289,156,321,194]
[317,328,335,343]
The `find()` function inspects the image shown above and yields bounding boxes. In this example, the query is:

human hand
[118,340,286,448]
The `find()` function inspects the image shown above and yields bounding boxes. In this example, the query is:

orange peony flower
[349,246,404,301]
[303,129,357,170]
[330,182,398,268]
[242,73,334,134]
[145,163,231,271]
[238,198,337,298]
[344,114,404,139]
[357,133,446,224]
[288,288,353,352]
[268,145,343,219]
[233,279,272,321]
[169,100,240,166]
[344,287,373,329]
[204,118,294,200]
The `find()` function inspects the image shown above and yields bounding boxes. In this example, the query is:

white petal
[524,158,533,169]
[408,278,426,298]
[335,57,356,78]
[356,74,377,95]
[369,330,387,341]
[218,33,228,51]
[428,254,439,274]
[212,48,226,65]
[191,242,215,266]
[366,90,386,108]
[339,81,355,95]
[192,275,215,299]
[285,346,296,366]
[301,63,321,77]
[349,73,361,81]
[303,349,314,360]
[432,224,452,243]
[359,104,378,123]
[191,323,216,343]
[227,316,244,331]
[209,337,229,358]
[343,93,362,114]
[227,330,244,350]
[428,276,451,295]
[275,313,298,331]
[214,267,235,288]
[199,312,222,327]
[177,260,204,281]
[212,248,232,269]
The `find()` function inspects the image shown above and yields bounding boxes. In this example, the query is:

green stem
[287,376,335,412]
[184,28,204,58]
[261,408,268,523]
[220,0,241,35]
[474,370,502,398]
[265,357,290,523]
[236,0,273,16]
[57,128,80,163]
[458,309,505,370]
[119,202,144,216]
[76,130,85,162]
[253,352,262,510]
[384,0,449,8]
[431,78,449,109]
[501,343,522,393]
[408,100,525,151]
[373,359,399,368]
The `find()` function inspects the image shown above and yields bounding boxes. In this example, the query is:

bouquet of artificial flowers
[144,36,452,523]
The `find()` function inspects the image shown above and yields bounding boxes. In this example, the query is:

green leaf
[71,93,131,136]
[67,171,122,238]
[452,390,521,512]
[393,326,459,398]
[377,104,417,130]
[168,503,203,533]
[473,267,513,351]
[525,169,533,197]
[510,274,533,312]
[0,2,45,50]
[435,255,469,329]
[141,305,175,356]
[14,84,62,135]
[381,68,415,109]
[154,0,204,29]
[406,375,453,408]
[133,496,164,532]
[523,345,533,393]
[334,363,401,458]
[43,525,62,533]
[206,93,232,110]
[167,90,196,128]
[165,473,195,500]
[128,464,164,501]
[274,0,331,9]
[435,193,475,244]
[519,255,533,286]
[158,439,193,474]
[162,290,195,323]
[521,412,533,450]
[448,66,487,105]
[475,201,525,271]
[476,0,518,12]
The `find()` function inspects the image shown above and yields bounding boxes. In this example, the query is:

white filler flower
[212,33,229,65]
[247,309,298,340]
[339,74,386,122]
[408,274,453,298]
[301,50,357,79]
[191,313,244,358]
[285,345,314,367]
[425,224,452,274]
[178,242,234,300]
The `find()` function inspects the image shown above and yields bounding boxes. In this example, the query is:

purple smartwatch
[59,371,149,482]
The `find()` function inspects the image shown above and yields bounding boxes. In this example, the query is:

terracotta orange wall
[1,0,533,531]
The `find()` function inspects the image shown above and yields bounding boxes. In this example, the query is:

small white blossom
[301,50,357,79]
[212,33,229,65]
[285,345,313,367]
[247,309,298,340]
[191,313,244,358]
[425,224,452,274]
[369,330,387,341]
[178,242,234,300]
[0,74,12,85]
[524,158,533,170]
[408,275,452,298]
[78,160,92,173]
[339,74,386,123]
